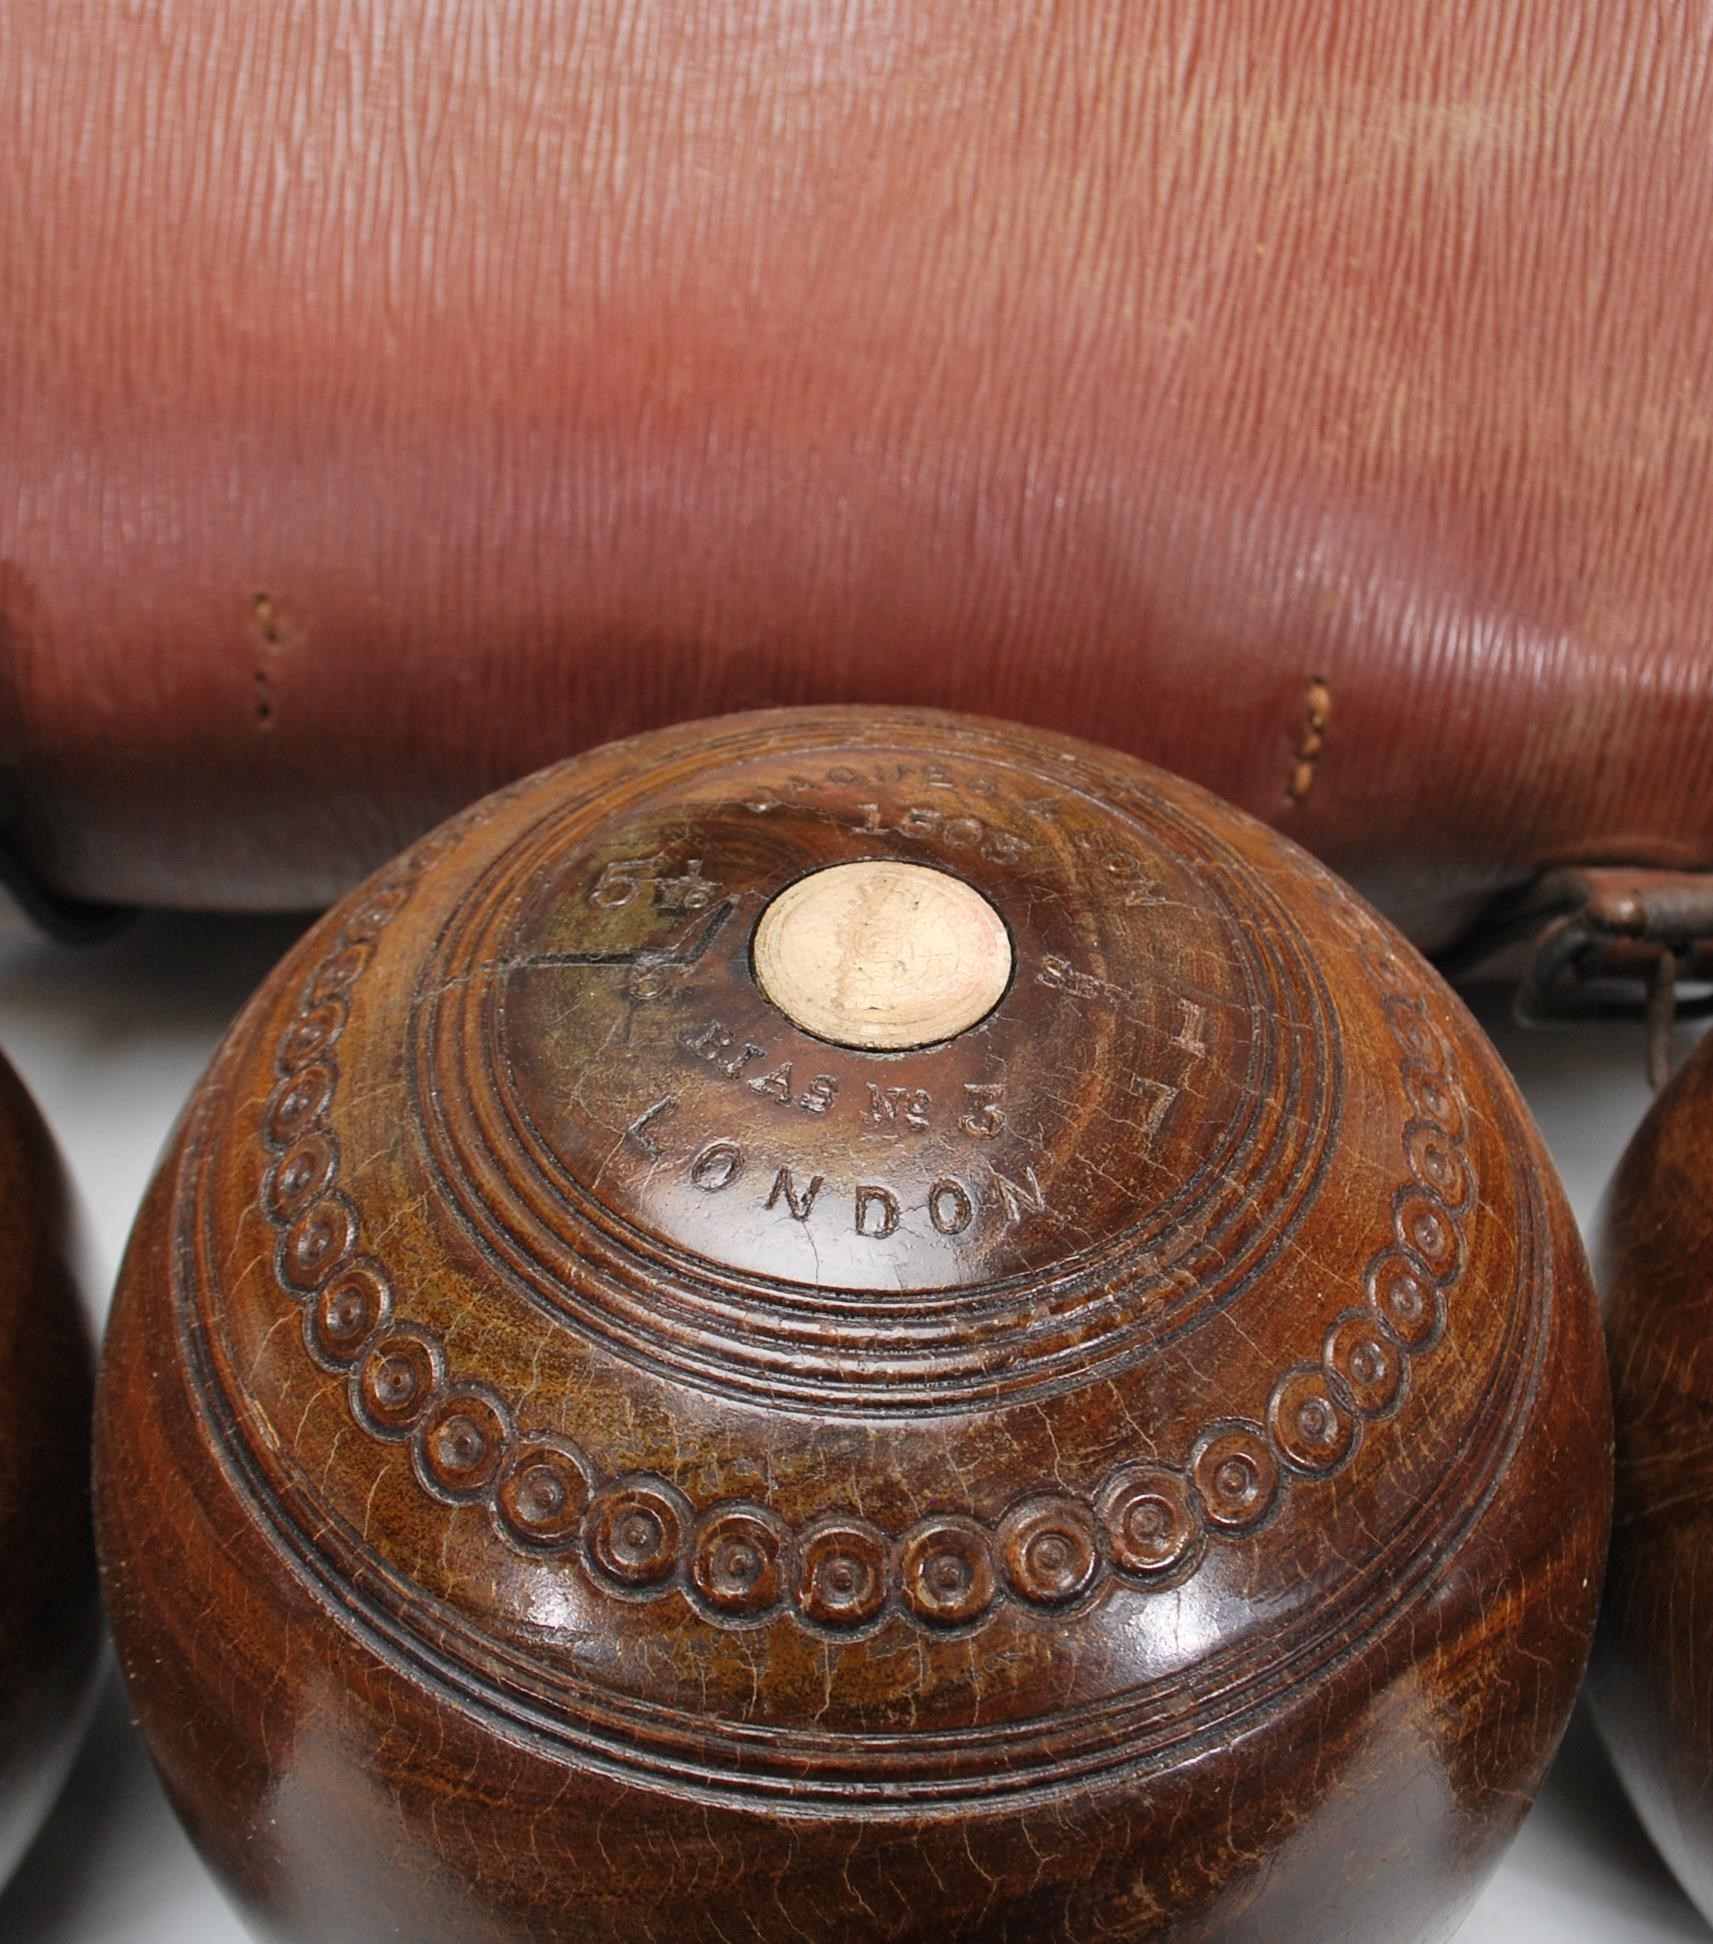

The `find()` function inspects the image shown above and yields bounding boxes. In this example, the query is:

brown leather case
[4,4,1712,937]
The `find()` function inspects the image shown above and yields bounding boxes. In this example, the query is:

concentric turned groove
[232,779,1482,1641]
[158,713,1556,1811]
[412,749,1343,1409]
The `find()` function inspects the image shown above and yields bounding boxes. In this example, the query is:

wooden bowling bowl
[96,709,1610,1940]
[1592,1027,1713,1925]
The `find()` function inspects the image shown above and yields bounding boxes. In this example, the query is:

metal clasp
[1464,868,1713,1089]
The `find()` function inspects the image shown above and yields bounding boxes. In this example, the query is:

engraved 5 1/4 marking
[588,854,723,912]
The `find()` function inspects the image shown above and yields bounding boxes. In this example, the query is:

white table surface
[0,910,1703,1942]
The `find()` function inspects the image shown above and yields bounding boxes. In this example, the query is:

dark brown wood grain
[0,1049,98,1886]
[4,6,1713,937]
[1591,1029,1713,1924]
[96,708,1611,1940]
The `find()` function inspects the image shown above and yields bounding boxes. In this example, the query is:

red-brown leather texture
[4,3,1713,937]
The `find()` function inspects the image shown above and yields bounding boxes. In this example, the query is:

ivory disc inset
[751,861,1012,1049]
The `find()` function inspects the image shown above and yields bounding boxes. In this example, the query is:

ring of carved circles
[409,732,1343,1409]
[170,721,1553,1804]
